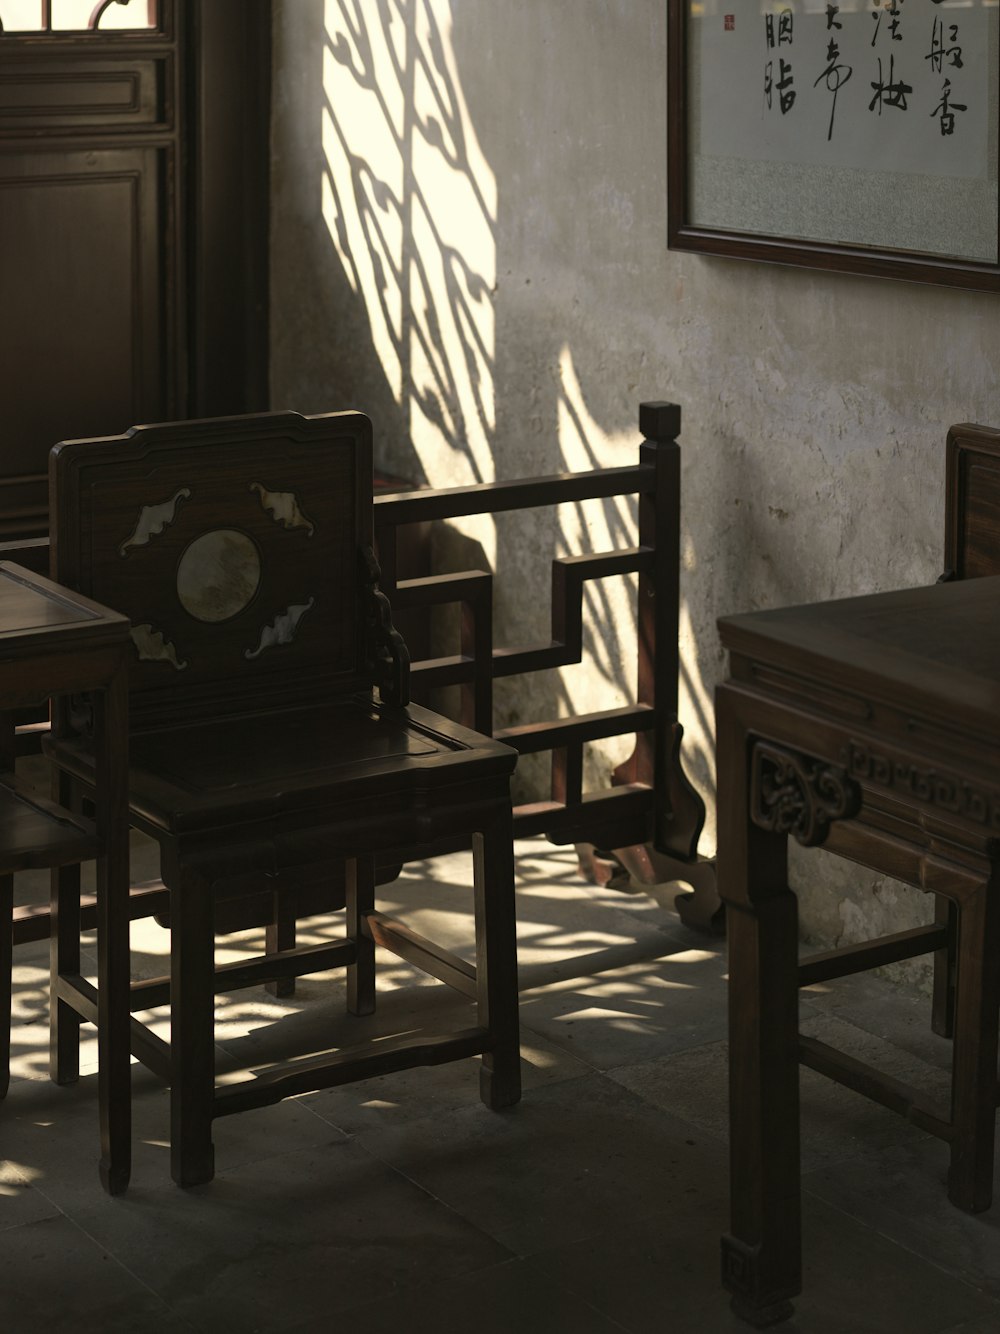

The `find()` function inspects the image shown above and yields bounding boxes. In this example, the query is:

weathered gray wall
[270,0,1000,983]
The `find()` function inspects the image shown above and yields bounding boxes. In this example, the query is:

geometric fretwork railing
[374,400,706,866]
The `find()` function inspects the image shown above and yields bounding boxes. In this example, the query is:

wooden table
[717,574,1000,1325]
[0,561,131,1193]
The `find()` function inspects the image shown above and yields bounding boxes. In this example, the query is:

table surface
[0,560,128,655]
[719,574,1000,745]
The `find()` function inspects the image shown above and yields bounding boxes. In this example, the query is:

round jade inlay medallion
[176,529,261,623]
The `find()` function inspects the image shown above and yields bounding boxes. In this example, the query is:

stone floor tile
[526,1193,1000,1334]
[0,1156,62,1231]
[800,968,955,1073]
[805,1135,1000,1298]
[1,1063,343,1203]
[301,1257,629,1334]
[516,946,729,1071]
[337,1071,725,1258]
[50,1140,512,1333]
[300,1019,590,1136]
[935,1318,1000,1334]
[0,1215,197,1331]
[610,1010,950,1172]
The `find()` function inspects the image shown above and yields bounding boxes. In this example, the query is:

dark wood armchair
[47,409,521,1188]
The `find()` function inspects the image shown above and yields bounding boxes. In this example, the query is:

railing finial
[639,401,681,441]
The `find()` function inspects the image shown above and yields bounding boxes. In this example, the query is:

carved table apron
[716,575,1000,1325]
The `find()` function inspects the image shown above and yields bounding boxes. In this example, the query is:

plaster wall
[270,0,1000,984]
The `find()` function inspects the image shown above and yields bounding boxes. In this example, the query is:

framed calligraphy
[667,1,1000,291]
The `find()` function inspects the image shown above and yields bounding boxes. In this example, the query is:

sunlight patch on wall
[320,1,497,557]
[553,344,637,755]
[320,12,405,403]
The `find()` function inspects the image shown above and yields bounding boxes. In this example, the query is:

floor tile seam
[601,1036,729,1081]
[2,1153,78,1227]
[291,1129,524,1272]
[518,1252,652,1333]
[798,1184,1000,1308]
[514,1025,605,1077]
[599,1070,732,1152]
[20,1208,189,1319]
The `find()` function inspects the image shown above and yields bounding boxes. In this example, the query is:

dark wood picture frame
[667,1,1000,293]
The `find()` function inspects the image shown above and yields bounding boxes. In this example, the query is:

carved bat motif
[130,624,188,671]
[250,483,315,536]
[119,488,192,555]
[244,597,316,660]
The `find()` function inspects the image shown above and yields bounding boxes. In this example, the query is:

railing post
[624,400,705,864]
[637,401,682,727]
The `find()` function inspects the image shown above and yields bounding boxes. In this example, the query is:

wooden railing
[374,400,706,870]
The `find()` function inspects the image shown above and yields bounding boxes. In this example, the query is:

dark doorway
[0,0,270,540]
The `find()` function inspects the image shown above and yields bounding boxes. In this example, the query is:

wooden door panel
[0,146,168,535]
[0,56,168,129]
[0,1,270,541]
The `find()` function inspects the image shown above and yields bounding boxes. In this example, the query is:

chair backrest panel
[50,411,373,729]
[945,424,1000,580]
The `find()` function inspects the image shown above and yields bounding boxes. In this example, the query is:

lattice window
[0,0,157,33]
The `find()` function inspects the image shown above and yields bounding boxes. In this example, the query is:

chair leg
[473,805,521,1110]
[266,890,296,999]
[49,860,82,1086]
[170,877,216,1187]
[1,873,11,1099]
[50,767,83,1086]
[947,877,1000,1212]
[346,857,375,1017]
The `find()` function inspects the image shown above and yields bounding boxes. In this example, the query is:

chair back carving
[944,424,1000,580]
[50,411,374,730]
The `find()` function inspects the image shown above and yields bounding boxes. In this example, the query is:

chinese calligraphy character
[764,58,797,114]
[932,78,967,135]
[869,55,912,113]
[814,39,853,141]
[765,8,794,49]
[925,18,963,74]
[826,4,842,31]
[871,0,904,47]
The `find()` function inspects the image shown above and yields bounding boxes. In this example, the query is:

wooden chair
[932,423,1000,1039]
[47,409,521,1188]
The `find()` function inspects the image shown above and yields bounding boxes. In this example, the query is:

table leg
[717,689,800,1326]
[50,864,82,1083]
[93,668,131,1195]
[947,873,1000,1212]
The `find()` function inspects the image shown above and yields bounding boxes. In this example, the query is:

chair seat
[50,698,517,838]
